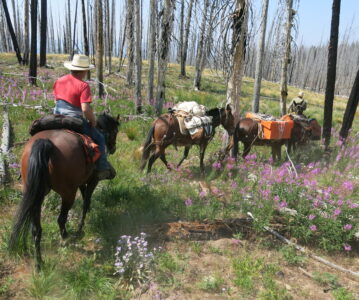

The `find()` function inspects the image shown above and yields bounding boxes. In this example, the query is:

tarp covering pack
[246,112,294,140]
[172,101,212,137]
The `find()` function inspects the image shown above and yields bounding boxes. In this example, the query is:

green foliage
[280,245,306,266]
[154,252,184,285]
[332,287,355,300]
[191,241,203,255]
[198,275,224,292]
[313,272,340,288]
[63,257,117,299]
[232,255,289,298]
[27,263,58,299]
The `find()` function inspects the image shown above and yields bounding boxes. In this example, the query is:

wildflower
[199,190,207,198]
[227,163,234,170]
[343,244,352,251]
[231,181,238,188]
[184,198,193,206]
[309,225,317,231]
[333,208,341,216]
[273,195,280,202]
[232,239,241,246]
[308,214,316,220]
[211,187,221,195]
[278,201,288,208]
[260,189,270,200]
[343,224,353,231]
[342,181,354,192]
[9,163,20,169]
[212,162,221,170]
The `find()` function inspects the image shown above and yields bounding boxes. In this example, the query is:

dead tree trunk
[180,0,193,78]
[96,0,104,98]
[29,0,37,85]
[339,68,359,141]
[39,0,47,66]
[1,0,22,64]
[81,0,89,55]
[323,0,341,148]
[279,0,294,116]
[135,0,142,113]
[71,0,79,58]
[252,0,269,113]
[226,0,248,122]
[193,0,209,91]
[155,0,175,115]
[147,0,157,105]
[126,0,135,85]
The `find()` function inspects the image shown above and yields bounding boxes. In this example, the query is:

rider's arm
[81,102,97,127]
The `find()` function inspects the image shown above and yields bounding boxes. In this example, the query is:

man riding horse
[53,54,115,180]
[288,91,307,116]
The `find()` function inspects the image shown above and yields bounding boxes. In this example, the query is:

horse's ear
[116,114,120,121]
[226,104,232,112]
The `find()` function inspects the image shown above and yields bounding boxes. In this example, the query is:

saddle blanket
[66,130,101,163]
[184,115,213,136]
[246,112,294,140]
[172,101,207,117]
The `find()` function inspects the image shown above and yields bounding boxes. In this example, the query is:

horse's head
[308,119,322,140]
[96,112,120,154]
[292,120,312,145]
[207,104,235,135]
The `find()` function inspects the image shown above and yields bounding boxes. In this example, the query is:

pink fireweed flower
[260,189,270,200]
[349,203,358,209]
[199,190,207,198]
[333,208,341,216]
[342,181,354,192]
[184,198,193,206]
[343,224,353,231]
[308,214,316,220]
[273,195,280,202]
[211,187,221,195]
[337,200,344,206]
[278,201,288,208]
[227,164,234,170]
[231,181,238,188]
[232,239,241,246]
[343,244,352,251]
[212,162,222,169]
[309,225,317,231]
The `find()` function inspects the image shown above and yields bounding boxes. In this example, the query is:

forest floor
[0,53,359,299]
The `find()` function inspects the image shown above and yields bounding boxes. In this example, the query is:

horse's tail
[9,139,54,253]
[140,126,155,170]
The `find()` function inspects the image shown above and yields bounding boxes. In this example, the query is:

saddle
[29,114,100,163]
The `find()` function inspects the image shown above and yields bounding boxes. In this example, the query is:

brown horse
[9,113,120,270]
[233,117,313,160]
[140,105,235,173]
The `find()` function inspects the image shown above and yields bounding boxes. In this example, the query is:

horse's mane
[97,113,120,131]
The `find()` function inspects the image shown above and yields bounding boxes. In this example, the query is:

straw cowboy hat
[64,54,95,71]
[298,91,304,98]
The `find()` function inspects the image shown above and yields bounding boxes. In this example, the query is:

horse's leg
[199,142,208,174]
[78,177,99,233]
[147,146,161,173]
[232,134,239,160]
[177,146,190,168]
[57,192,76,239]
[31,206,43,271]
[242,142,251,158]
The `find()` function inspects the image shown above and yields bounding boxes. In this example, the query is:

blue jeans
[54,100,109,171]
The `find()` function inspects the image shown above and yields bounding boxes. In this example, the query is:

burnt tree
[323,0,341,148]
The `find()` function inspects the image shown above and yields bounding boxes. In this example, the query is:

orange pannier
[245,112,294,140]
